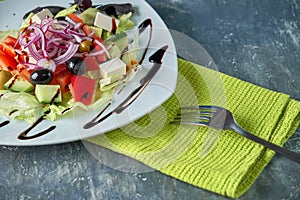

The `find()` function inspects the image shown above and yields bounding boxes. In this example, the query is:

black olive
[56,16,66,21]
[67,57,86,75]
[30,69,53,85]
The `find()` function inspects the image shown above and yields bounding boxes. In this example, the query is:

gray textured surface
[1,0,300,199]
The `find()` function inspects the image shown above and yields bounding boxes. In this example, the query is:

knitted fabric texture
[86,59,300,198]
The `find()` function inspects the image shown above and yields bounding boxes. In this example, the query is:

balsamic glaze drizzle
[0,120,10,128]
[17,110,56,140]
[61,107,72,115]
[83,103,112,129]
[0,114,56,140]
[138,19,152,65]
[83,45,168,129]
[8,109,18,116]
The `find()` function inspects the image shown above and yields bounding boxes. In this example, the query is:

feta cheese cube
[99,77,112,89]
[93,12,120,32]
[99,58,126,86]
[31,9,53,24]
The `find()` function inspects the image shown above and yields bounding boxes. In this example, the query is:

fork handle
[231,124,300,164]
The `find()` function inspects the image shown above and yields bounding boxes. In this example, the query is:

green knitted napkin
[86,59,300,198]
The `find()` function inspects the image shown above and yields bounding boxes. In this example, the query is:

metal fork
[171,105,300,164]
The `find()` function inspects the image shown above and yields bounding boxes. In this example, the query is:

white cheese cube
[31,9,53,24]
[99,58,126,86]
[93,12,120,32]
[99,77,112,89]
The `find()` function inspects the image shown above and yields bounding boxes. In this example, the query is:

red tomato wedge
[0,43,16,58]
[0,49,18,71]
[2,36,19,48]
[93,45,107,63]
[55,72,73,92]
[84,56,99,71]
[53,64,69,76]
[68,13,84,26]
[17,64,32,82]
[52,64,74,92]
[92,37,107,63]
[82,24,92,35]
[71,75,97,105]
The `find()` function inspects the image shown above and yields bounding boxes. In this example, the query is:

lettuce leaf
[43,89,113,121]
[0,90,43,124]
[116,12,135,34]
[55,4,78,18]
[79,7,98,25]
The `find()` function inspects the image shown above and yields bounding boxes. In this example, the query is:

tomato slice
[92,37,107,63]
[16,52,29,63]
[93,45,107,63]
[84,56,99,71]
[53,64,68,76]
[17,64,32,82]
[71,75,97,105]
[68,13,84,26]
[93,36,104,43]
[51,64,73,92]
[82,24,91,35]
[55,71,73,92]
[2,36,19,48]
[0,43,16,58]
[0,49,18,71]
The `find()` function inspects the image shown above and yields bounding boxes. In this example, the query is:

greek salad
[0,0,144,124]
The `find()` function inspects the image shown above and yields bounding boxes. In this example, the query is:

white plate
[0,0,177,146]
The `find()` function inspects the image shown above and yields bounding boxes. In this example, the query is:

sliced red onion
[30,26,46,51]
[54,43,79,65]
[65,16,76,26]
[74,22,82,30]
[87,44,114,57]
[27,44,42,61]
[66,29,86,37]
[37,58,56,71]
[47,37,62,45]
[94,39,111,59]
[46,45,59,58]
[57,20,71,29]
[22,32,39,48]
[48,26,72,39]
[16,16,115,73]
[41,18,56,32]
[73,34,83,43]
[72,52,88,58]
[21,62,43,70]
[87,30,96,38]
[14,49,23,54]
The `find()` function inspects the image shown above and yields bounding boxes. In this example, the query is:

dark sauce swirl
[0,120,10,128]
[83,45,168,129]
[17,110,56,140]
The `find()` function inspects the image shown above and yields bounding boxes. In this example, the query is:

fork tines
[171,105,217,126]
